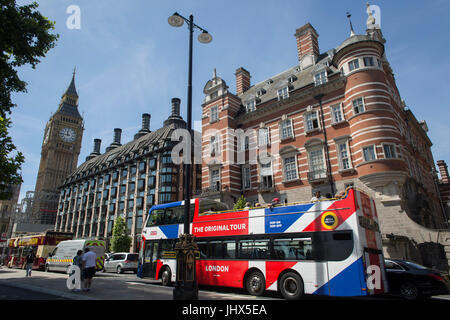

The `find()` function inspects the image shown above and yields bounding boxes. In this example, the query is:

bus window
[197,242,208,259]
[238,240,269,260]
[147,205,195,227]
[147,209,165,226]
[207,240,236,259]
[314,231,353,262]
[273,238,313,260]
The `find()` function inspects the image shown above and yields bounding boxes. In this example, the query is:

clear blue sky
[10,0,450,201]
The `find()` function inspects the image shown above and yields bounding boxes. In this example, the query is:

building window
[305,111,320,132]
[362,145,376,162]
[337,142,351,170]
[246,100,256,113]
[242,165,251,190]
[363,56,375,67]
[348,59,360,71]
[210,105,219,122]
[283,155,298,181]
[210,168,220,191]
[314,71,327,86]
[352,97,365,115]
[210,135,219,156]
[280,119,294,140]
[383,144,397,159]
[308,148,326,179]
[331,104,344,124]
[260,161,273,188]
[258,127,270,146]
[277,87,289,100]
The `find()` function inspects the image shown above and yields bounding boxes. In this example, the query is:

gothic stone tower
[33,72,84,225]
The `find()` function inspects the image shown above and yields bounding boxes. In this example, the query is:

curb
[0,279,98,300]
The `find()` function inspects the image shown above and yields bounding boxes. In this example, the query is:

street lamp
[168,12,212,300]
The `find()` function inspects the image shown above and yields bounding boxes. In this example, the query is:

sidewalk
[0,267,173,300]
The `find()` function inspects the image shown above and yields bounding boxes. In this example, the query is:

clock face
[59,127,76,143]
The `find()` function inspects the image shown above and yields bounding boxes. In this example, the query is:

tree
[0,0,59,198]
[233,195,247,210]
[0,117,24,199]
[110,216,132,253]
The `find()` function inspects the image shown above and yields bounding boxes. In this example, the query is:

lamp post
[168,12,212,300]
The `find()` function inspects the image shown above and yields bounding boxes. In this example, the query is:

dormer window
[363,57,375,67]
[314,71,327,86]
[210,91,218,100]
[348,59,360,71]
[277,87,289,100]
[246,100,256,113]
[210,105,219,122]
[288,75,297,83]
[256,88,266,97]
[266,79,273,85]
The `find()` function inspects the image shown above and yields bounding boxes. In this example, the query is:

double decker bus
[139,188,388,299]
[6,231,73,270]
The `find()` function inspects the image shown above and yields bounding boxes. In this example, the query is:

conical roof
[62,69,78,98]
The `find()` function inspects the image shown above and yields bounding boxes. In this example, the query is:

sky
[9,0,450,202]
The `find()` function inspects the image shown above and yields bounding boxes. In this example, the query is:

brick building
[200,8,450,270]
[55,98,202,251]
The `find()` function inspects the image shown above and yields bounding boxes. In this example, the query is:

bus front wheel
[246,271,265,296]
[279,272,304,300]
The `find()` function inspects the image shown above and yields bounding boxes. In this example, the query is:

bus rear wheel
[246,271,265,296]
[279,272,304,300]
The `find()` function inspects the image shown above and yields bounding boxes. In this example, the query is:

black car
[384,258,448,300]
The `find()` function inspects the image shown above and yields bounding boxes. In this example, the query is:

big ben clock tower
[32,71,84,225]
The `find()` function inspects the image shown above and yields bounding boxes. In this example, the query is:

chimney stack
[171,98,181,117]
[142,113,151,131]
[93,138,101,154]
[294,23,319,64]
[134,113,151,140]
[113,128,122,145]
[86,138,102,161]
[437,160,449,184]
[235,67,251,95]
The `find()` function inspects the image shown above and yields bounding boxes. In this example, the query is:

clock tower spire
[32,71,84,226]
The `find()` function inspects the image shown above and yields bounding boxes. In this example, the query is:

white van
[45,239,106,273]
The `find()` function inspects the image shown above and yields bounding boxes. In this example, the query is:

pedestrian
[71,250,84,292]
[269,198,280,210]
[310,191,323,201]
[25,250,35,277]
[81,247,97,292]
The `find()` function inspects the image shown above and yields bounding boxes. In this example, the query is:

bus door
[143,241,159,278]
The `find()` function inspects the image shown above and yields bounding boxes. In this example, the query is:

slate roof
[63,120,185,186]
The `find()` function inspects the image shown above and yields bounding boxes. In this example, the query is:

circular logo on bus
[321,211,338,229]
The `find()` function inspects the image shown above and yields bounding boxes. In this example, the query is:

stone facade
[55,98,202,252]
[32,73,84,225]
[200,10,450,271]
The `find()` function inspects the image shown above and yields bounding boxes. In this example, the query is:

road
[0,267,449,301]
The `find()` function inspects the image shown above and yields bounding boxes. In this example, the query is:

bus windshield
[146,199,229,227]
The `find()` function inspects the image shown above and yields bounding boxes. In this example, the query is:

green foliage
[0,0,59,115]
[233,195,247,210]
[0,116,24,200]
[0,0,58,198]
[110,216,132,253]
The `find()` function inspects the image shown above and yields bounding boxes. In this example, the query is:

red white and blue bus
[139,188,388,299]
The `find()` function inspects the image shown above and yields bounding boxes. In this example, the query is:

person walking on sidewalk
[25,251,35,277]
[70,250,84,292]
[81,247,96,292]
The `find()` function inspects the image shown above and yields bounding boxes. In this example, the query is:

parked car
[384,258,448,300]
[104,253,138,274]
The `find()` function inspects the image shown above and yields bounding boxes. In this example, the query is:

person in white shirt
[310,191,323,201]
[81,247,97,292]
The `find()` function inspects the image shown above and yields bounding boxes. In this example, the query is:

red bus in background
[6,231,73,270]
